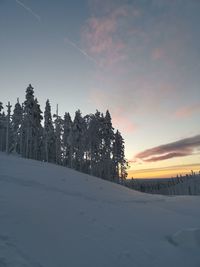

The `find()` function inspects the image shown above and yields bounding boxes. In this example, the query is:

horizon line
[128,163,200,179]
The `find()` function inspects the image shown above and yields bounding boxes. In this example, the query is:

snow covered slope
[0,152,200,267]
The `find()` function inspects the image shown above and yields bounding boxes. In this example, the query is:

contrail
[15,1,96,64]
[15,0,41,22]
[64,38,97,64]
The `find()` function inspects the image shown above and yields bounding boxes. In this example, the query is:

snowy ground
[0,152,200,267]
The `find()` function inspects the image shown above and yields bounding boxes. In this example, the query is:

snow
[169,228,200,248]
[0,152,200,267]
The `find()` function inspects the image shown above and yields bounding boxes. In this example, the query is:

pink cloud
[175,103,200,118]
[89,88,138,134]
[83,0,187,126]
[88,78,178,124]
[152,47,165,60]
[87,0,120,14]
[89,88,107,110]
[143,152,189,162]
[134,135,200,162]
[112,111,138,134]
[82,3,140,69]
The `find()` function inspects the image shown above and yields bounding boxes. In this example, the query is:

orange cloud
[175,103,200,118]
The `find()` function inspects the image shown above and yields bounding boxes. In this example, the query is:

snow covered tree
[11,99,23,154]
[101,110,114,180]
[71,110,86,171]
[21,84,43,160]
[112,130,128,182]
[0,102,6,152]
[21,84,35,158]
[0,102,3,150]
[32,98,43,160]
[0,102,3,113]
[53,105,63,165]
[43,99,56,163]
[0,85,128,184]
[5,102,12,153]
[63,112,72,167]
[86,111,103,177]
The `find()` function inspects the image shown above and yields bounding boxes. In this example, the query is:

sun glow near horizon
[128,163,200,179]
[127,135,200,179]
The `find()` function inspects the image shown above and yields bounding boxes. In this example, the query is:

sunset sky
[0,0,200,178]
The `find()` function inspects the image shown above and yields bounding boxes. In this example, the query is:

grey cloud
[135,134,200,162]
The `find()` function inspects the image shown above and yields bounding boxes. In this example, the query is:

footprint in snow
[167,228,200,248]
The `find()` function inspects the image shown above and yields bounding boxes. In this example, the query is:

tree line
[0,84,128,182]
[126,172,200,195]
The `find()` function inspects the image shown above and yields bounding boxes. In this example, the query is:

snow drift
[0,152,200,267]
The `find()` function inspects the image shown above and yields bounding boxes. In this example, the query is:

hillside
[0,152,200,267]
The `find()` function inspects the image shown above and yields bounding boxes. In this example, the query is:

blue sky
[1,0,200,177]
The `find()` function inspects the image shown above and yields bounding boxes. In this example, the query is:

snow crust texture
[0,152,200,267]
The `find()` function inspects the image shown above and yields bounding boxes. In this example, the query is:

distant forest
[0,84,128,182]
